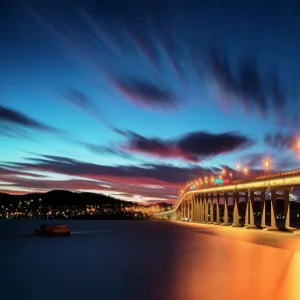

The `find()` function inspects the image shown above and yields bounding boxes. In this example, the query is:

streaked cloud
[117,130,253,162]
[0,106,62,137]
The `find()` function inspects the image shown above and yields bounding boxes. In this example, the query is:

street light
[236,164,240,180]
[244,167,248,178]
[264,160,270,175]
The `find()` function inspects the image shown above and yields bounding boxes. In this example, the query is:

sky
[0,0,299,203]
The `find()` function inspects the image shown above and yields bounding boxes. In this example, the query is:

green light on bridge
[215,178,223,185]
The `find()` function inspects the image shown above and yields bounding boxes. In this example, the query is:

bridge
[155,168,300,231]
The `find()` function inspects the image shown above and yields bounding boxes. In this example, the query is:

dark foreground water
[1,220,300,300]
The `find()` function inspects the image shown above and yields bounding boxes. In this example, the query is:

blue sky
[1,0,299,202]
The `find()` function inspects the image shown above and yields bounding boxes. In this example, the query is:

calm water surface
[1,219,300,300]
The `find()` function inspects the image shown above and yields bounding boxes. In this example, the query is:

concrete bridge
[155,168,300,232]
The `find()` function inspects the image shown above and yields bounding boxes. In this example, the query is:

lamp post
[264,160,270,175]
[244,167,248,179]
[236,164,240,180]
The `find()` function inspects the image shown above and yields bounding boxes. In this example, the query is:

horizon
[1,0,299,203]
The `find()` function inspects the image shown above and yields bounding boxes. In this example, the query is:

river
[1,219,300,300]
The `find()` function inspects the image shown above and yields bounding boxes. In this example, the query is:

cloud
[0,167,46,179]
[264,133,295,150]
[208,51,288,120]
[64,88,96,112]
[1,154,222,201]
[0,106,61,136]
[112,78,177,109]
[118,130,253,162]
[61,88,116,130]
[83,142,139,161]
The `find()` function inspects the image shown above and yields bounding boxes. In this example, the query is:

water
[1,219,300,300]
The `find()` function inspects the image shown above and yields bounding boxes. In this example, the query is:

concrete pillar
[202,194,206,223]
[191,194,195,222]
[202,194,206,222]
[260,191,266,228]
[221,193,230,226]
[205,194,209,223]
[194,194,197,221]
[191,194,196,222]
[210,194,214,223]
[284,189,296,231]
[200,195,204,222]
[198,195,201,222]
[284,189,290,228]
[190,197,192,221]
[244,192,249,226]
[187,197,191,221]
[271,190,277,229]
[190,194,194,221]
[180,202,182,220]
[245,191,256,229]
[194,194,198,222]
[195,194,199,222]
[264,190,278,231]
[232,192,241,227]
[214,194,221,224]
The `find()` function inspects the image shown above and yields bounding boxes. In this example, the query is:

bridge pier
[244,191,256,229]
[260,191,267,228]
[206,194,210,223]
[263,190,278,231]
[214,194,221,225]
[196,194,201,222]
[194,194,198,222]
[221,193,230,226]
[232,192,242,227]
[244,192,249,226]
[209,193,214,224]
[200,195,204,223]
[283,189,296,232]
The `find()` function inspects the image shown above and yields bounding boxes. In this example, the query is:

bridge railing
[232,168,300,184]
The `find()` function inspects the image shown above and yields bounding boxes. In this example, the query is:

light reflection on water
[1,220,300,300]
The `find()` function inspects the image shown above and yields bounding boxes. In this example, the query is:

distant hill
[0,190,171,209]
[0,190,133,207]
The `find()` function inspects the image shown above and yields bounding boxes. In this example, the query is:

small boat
[35,224,71,236]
